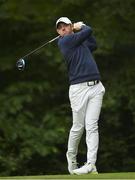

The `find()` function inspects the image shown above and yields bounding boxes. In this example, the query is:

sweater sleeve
[84,35,97,52]
[59,25,92,48]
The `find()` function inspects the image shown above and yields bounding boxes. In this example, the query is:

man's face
[57,22,73,36]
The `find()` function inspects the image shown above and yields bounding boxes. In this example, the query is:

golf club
[16,35,60,71]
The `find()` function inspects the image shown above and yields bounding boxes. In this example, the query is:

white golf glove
[73,21,85,31]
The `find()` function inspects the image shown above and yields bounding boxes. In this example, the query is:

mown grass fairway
[0,172,135,179]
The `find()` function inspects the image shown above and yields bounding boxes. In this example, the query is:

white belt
[71,80,100,87]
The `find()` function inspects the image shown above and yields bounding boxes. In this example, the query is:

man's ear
[56,29,60,34]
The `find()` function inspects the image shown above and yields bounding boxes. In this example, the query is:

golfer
[56,17,105,175]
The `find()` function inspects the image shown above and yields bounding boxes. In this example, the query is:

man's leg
[85,92,104,165]
[67,84,88,174]
[66,110,85,174]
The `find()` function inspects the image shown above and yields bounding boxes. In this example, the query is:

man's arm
[59,23,93,48]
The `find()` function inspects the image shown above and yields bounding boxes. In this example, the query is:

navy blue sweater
[58,25,100,85]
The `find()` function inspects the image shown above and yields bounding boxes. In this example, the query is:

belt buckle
[87,81,93,86]
[87,80,98,86]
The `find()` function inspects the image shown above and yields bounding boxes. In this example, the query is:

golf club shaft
[22,35,60,59]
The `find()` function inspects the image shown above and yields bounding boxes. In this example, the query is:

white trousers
[67,81,105,165]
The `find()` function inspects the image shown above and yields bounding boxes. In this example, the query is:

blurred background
[0,0,135,176]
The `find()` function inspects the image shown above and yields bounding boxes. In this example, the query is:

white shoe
[66,153,78,174]
[73,163,98,175]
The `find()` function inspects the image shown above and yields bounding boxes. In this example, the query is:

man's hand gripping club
[73,21,85,31]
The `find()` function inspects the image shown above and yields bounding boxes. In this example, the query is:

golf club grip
[22,35,60,59]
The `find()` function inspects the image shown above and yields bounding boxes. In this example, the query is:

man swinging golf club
[56,17,105,175]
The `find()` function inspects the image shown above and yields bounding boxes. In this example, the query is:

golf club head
[16,59,25,71]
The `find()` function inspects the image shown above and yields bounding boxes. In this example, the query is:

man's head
[56,17,73,37]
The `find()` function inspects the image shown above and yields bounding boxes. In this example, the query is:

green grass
[0,172,135,179]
